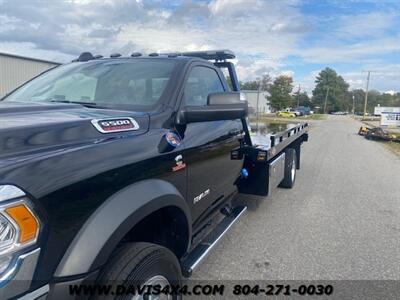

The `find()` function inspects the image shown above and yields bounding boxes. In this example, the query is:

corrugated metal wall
[0,54,59,98]
[242,90,271,114]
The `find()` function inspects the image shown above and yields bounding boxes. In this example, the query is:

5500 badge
[91,117,140,133]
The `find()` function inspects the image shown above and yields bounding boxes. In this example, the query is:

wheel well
[119,206,190,258]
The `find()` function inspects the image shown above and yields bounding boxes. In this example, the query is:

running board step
[181,205,247,277]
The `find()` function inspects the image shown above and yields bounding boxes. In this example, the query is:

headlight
[0,212,15,275]
[0,214,16,253]
[0,185,40,280]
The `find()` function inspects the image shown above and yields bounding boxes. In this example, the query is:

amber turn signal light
[6,205,39,243]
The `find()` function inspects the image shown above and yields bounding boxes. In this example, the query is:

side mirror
[178,92,248,124]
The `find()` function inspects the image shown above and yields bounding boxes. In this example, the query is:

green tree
[376,92,400,108]
[365,90,381,113]
[351,89,365,114]
[269,75,294,110]
[226,76,233,90]
[259,74,272,91]
[349,90,400,115]
[296,92,313,108]
[240,80,259,90]
[240,74,272,91]
[312,67,350,113]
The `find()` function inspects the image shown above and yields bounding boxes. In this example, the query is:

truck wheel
[279,148,296,188]
[96,242,182,300]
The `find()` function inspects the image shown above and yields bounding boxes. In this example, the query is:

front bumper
[0,248,41,299]
[18,284,49,300]
[16,271,99,300]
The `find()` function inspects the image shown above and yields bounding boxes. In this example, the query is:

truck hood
[0,101,149,159]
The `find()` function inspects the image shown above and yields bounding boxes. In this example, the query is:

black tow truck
[0,50,308,299]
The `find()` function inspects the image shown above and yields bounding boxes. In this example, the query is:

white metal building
[0,52,60,98]
[374,106,400,116]
[241,90,271,115]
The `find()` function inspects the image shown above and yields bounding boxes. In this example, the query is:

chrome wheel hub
[291,156,296,182]
[132,275,172,300]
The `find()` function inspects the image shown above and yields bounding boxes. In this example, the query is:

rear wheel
[279,148,297,188]
[95,242,182,300]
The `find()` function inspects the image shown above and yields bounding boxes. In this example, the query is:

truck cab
[0,50,308,299]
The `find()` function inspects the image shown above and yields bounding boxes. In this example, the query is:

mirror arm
[175,108,187,125]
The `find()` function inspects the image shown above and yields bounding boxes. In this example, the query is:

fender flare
[54,179,191,278]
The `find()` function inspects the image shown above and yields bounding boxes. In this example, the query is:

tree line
[238,68,400,113]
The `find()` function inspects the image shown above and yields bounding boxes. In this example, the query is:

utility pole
[296,84,301,107]
[323,86,330,114]
[352,93,355,115]
[363,71,371,119]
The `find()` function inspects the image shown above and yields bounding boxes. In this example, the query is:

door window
[184,66,224,106]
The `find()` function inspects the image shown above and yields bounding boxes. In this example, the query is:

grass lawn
[353,116,380,122]
[252,114,327,123]
[301,114,327,120]
[383,141,400,156]
[250,116,292,124]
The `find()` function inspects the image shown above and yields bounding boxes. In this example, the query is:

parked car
[296,106,311,115]
[277,111,297,118]
[283,108,301,116]
[330,111,348,115]
[290,108,302,116]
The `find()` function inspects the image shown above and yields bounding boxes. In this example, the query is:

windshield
[3,59,177,110]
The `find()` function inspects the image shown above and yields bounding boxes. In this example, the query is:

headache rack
[165,50,240,91]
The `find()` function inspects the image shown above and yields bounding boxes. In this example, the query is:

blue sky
[1,0,399,94]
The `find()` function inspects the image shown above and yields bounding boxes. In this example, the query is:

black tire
[279,148,297,188]
[95,242,182,300]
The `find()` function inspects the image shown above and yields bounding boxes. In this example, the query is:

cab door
[179,65,244,223]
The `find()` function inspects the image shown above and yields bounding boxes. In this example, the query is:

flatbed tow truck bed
[249,121,309,159]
